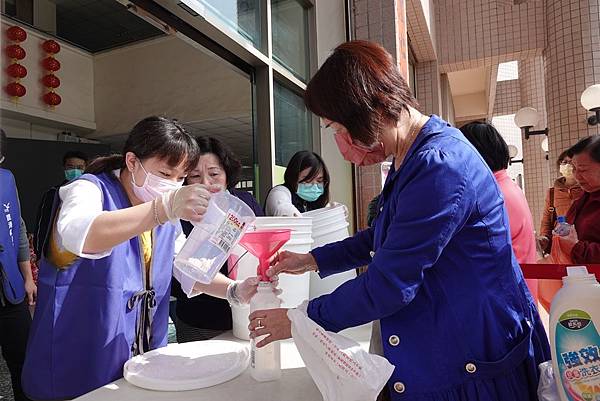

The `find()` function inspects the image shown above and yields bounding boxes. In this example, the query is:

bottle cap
[557,216,567,223]
[567,266,589,276]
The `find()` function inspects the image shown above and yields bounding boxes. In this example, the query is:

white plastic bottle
[250,282,282,382]
[550,266,600,401]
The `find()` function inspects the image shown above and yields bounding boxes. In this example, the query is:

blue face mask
[297,183,324,202]
[65,169,83,181]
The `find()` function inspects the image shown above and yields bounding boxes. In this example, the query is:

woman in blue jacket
[249,41,550,401]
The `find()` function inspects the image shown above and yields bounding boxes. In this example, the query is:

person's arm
[17,217,36,305]
[307,149,473,332]
[311,227,375,276]
[539,188,554,247]
[571,240,600,264]
[265,186,301,217]
[58,179,216,257]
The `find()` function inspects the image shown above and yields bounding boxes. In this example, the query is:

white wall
[0,18,95,131]
[315,0,354,231]
[92,36,251,136]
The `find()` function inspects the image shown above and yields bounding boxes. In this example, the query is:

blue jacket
[0,168,25,304]
[22,172,176,400]
[310,116,550,401]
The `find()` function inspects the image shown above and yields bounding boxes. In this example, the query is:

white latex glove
[226,276,281,305]
[161,184,221,223]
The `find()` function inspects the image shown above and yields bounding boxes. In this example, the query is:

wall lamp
[581,84,600,126]
[508,145,523,165]
[514,107,549,139]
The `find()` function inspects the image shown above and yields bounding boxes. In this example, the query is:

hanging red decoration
[6,26,27,42]
[41,74,60,89]
[5,82,26,98]
[5,26,28,103]
[42,39,60,54]
[5,44,26,60]
[42,57,61,71]
[40,37,61,108]
[43,91,61,106]
[6,64,27,79]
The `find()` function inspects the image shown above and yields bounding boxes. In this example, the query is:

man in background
[33,151,87,258]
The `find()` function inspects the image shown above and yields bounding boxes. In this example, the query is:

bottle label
[555,309,600,401]
[209,210,246,254]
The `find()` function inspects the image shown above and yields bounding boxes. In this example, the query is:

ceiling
[54,0,164,53]
[102,115,255,166]
[447,67,487,96]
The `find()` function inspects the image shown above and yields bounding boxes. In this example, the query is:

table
[76,325,372,401]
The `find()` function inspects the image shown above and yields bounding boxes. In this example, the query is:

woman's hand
[162,184,221,222]
[248,308,292,348]
[556,228,579,260]
[24,277,37,306]
[266,251,318,278]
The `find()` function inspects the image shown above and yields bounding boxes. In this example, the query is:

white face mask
[131,159,183,202]
[559,163,574,178]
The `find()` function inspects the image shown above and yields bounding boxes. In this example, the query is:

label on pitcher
[555,309,600,401]
[210,210,246,254]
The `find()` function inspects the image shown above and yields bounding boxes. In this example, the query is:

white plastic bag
[288,302,394,401]
[537,361,560,401]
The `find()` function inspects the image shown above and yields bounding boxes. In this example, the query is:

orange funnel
[239,229,291,281]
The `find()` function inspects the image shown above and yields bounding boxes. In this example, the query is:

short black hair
[568,135,600,163]
[459,122,510,172]
[556,149,574,169]
[195,136,242,189]
[63,150,88,166]
[284,150,330,208]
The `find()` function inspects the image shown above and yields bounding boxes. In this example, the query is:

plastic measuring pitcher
[174,191,256,284]
[239,229,291,281]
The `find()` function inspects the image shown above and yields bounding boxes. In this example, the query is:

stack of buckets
[302,204,355,299]
[230,216,313,340]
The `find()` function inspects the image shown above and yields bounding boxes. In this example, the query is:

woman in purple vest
[22,117,260,400]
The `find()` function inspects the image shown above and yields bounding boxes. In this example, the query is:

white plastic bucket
[174,191,256,284]
[312,221,350,249]
[231,304,251,340]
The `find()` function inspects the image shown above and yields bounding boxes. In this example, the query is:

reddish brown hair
[304,40,417,145]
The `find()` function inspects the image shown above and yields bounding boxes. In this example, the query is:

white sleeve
[56,180,110,259]
[265,186,302,217]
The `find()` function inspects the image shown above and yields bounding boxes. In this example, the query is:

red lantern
[41,74,60,89]
[5,82,26,97]
[5,44,26,60]
[6,26,27,42]
[6,64,27,79]
[42,39,60,54]
[43,91,61,106]
[42,57,60,72]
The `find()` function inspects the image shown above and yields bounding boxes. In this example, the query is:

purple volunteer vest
[22,172,175,400]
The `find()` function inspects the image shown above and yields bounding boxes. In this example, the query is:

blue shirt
[310,116,550,400]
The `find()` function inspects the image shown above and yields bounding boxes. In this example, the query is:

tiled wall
[352,0,409,229]
[493,80,521,116]
[545,0,600,175]
[416,61,442,115]
[407,0,436,62]
[519,56,551,232]
[435,0,545,73]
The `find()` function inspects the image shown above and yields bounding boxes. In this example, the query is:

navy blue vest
[0,168,25,304]
[22,172,176,400]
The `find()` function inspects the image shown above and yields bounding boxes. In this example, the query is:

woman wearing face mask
[537,150,583,312]
[21,117,258,400]
[538,150,583,255]
[171,136,264,342]
[248,41,550,401]
[264,150,330,216]
[553,135,600,264]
